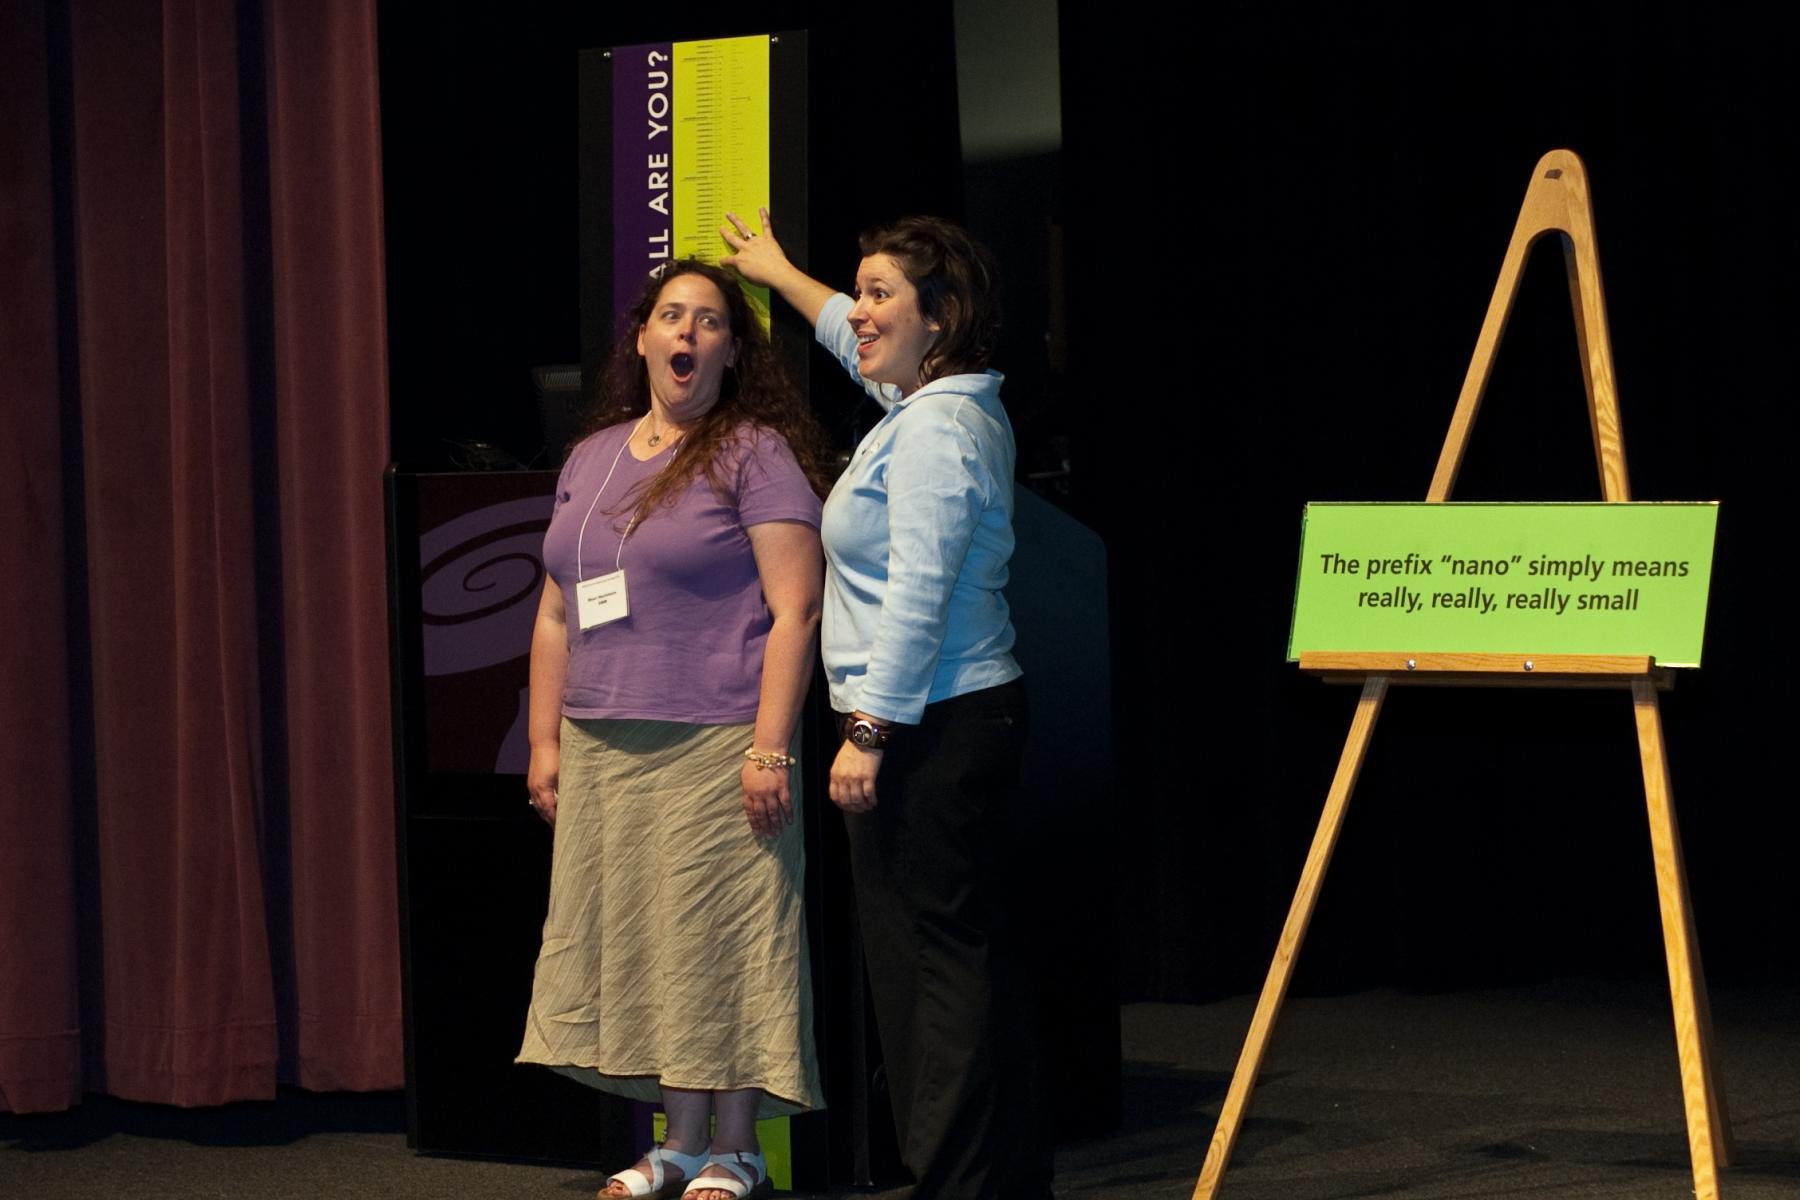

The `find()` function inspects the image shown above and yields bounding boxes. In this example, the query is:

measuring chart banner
[1287,503,1720,666]
[612,34,771,328]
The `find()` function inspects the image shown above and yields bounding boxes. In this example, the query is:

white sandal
[680,1148,771,1199]
[603,1142,712,1200]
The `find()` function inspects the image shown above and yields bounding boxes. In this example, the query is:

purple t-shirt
[545,422,822,723]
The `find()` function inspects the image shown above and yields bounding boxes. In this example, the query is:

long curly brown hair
[583,260,833,527]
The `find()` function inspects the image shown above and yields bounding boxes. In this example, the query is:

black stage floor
[4,978,1797,1199]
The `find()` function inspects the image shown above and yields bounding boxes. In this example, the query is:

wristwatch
[844,716,892,750]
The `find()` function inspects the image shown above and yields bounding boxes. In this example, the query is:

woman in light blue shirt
[724,211,1050,1200]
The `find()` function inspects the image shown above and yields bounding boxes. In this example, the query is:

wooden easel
[1193,150,1732,1199]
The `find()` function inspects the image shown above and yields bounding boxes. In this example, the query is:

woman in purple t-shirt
[517,261,833,1200]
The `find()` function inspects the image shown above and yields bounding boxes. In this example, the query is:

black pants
[842,680,1052,1200]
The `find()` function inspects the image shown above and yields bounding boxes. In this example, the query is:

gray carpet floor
[4,978,1797,1199]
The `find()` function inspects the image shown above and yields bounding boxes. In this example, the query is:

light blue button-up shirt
[815,293,1022,723]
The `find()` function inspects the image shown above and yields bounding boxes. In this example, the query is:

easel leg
[1632,679,1732,1197]
[1193,676,1388,1199]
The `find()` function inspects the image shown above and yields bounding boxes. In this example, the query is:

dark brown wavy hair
[584,260,833,526]
[857,216,1002,386]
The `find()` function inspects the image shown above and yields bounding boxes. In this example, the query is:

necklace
[647,415,685,448]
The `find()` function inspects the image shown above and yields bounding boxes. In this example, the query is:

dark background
[379,1,1799,1002]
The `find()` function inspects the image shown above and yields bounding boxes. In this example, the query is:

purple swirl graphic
[419,495,554,677]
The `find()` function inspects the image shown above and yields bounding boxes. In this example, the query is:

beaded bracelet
[743,748,797,769]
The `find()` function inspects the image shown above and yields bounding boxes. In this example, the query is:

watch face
[850,721,881,748]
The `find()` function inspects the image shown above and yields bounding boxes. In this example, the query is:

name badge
[576,569,629,630]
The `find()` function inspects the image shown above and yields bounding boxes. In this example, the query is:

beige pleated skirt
[516,717,823,1118]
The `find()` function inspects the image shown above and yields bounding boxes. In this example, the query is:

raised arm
[721,208,836,328]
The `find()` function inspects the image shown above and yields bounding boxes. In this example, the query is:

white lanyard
[570,418,651,629]
[574,417,649,581]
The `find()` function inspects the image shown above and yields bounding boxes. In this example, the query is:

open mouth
[671,352,695,380]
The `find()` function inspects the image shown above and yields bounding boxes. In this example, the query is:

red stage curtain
[0,0,400,1111]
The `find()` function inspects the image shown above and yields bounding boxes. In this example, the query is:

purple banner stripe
[613,42,676,335]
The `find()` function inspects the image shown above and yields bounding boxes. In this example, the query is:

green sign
[1288,503,1719,667]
